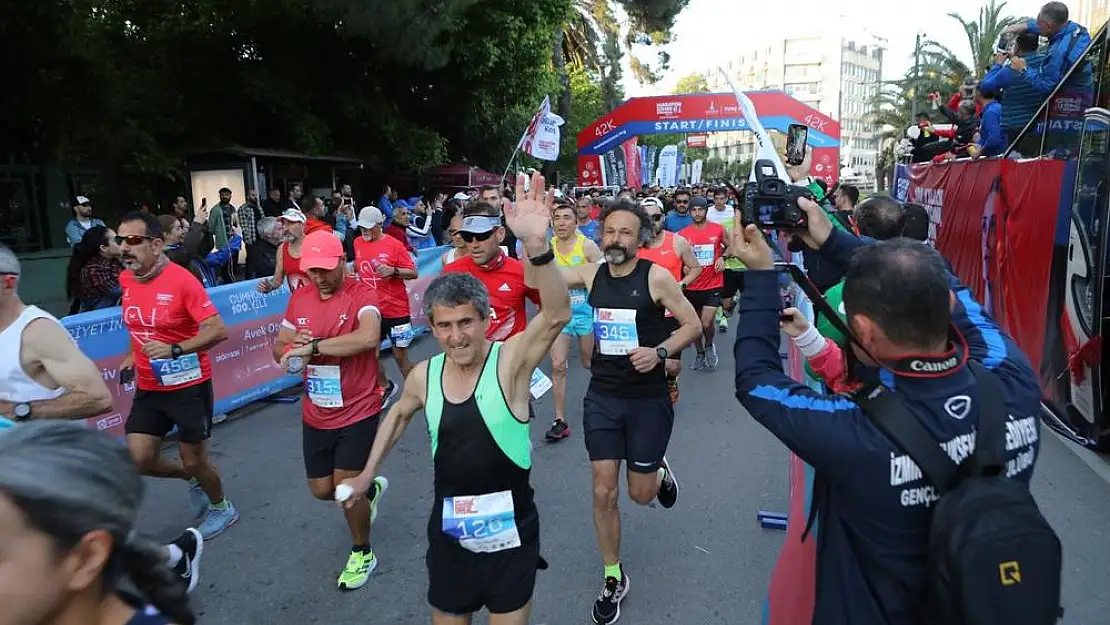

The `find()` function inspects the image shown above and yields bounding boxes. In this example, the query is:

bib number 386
[441,490,521,553]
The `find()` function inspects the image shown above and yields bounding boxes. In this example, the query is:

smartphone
[786,124,808,166]
[779,313,795,323]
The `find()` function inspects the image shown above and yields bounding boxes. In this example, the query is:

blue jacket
[663,211,694,233]
[977,101,1006,157]
[735,227,1042,625]
[1025,19,1091,96]
[982,52,1048,133]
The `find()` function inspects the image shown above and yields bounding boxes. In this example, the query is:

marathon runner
[558,198,700,624]
[274,230,390,591]
[257,208,310,293]
[116,211,239,541]
[545,199,602,441]
[678,196,727,371]
[354,206,418,396]
[442,211,509,266]
[575,194,602,244]
[637,199,702,404]
[0,243,205,593]
[338,173,569,625]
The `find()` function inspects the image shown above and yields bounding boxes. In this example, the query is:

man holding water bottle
[273,229,390,591]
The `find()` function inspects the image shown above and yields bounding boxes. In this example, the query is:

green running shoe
[337,549,377,591]
[369,476,389,524]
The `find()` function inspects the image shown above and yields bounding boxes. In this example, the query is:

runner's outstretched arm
[339,362,428,507]
[6,319,112,419]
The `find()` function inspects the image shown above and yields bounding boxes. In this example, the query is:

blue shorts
[562,304,593,337]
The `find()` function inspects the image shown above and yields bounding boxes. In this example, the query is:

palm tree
[921,0,1020,84]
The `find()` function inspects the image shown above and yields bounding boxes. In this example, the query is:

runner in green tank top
[338,173,572,625]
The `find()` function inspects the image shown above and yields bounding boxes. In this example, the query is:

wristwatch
[656,346,670,361]
[170,344,184,359]
[310,338,322,356]
[529,248,556,266]
[13,402,31,422]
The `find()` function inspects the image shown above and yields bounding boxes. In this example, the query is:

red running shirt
[281,242,309,291]
[121,262,218,392]
[679,222,726,291]
[442,255,539,341]
[638,231,684,282]
[282,277,384,429]
[353,235,416,319]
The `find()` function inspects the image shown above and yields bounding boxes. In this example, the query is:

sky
[624,0,1047,96]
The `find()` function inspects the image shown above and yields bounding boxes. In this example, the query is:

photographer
[982,32,1046,147]
[730,200,1043,623]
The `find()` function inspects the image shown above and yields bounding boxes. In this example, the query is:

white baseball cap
[640,197,664,209]
[357,206,385,229]
[451,192,470,201]
[278,208,306,223]
[75,195,91,205]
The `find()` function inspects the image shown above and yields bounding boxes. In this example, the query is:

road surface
[136,335,1110,624]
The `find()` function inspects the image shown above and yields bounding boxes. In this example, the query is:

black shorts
[685,288,721,310]
[381,315,415,349]
[583,389,674,473]
[126,380,214,444]
[427,538,543,615]
[302,415,380,480]
[664,316,685,359]
[721,270,746,301]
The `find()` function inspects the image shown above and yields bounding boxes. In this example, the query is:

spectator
[972,85,1006,158]
[64,196,106,247]
[855,196,906,241]
[286,183,304,211]
[248,217,281,279]
[238,188,266,276]
[66,225,123,313]
[384,203,416,253]
[405,197,437,250]
[1006,2,1091,96]
[428,192,447,246]
[909,113,947,163]
[212,187,237,241]
[262,188,284,218]
[378,184,397,222]
[983,32,1047,147]
[832,184,860,226]
[170,195,192,222]
[157,209,214,284]
[937,99,979,157]
[902,203,932,242]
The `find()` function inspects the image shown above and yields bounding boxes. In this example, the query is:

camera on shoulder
[740,159,814,229]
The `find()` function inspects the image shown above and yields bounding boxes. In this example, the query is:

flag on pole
[718,68,790,182]
[519,96,566,162]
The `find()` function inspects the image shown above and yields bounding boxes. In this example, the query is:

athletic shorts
[382,316,415,349]
[664,316,685,359]
[721,270,746,301]
[427,537,544,615]
[583,389,674,473]
[126,380,214,444]
[685,288,721,311]
[561,303,593,337]
[302,414,380,480]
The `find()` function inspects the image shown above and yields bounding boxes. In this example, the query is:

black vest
[588,259,669,397]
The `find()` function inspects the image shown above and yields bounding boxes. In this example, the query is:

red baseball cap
[300,230,345,271]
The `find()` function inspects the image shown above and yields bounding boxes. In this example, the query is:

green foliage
[552,66,610,182]
[921,0,1020,81]
[1,0,570,179]
[673,73,709,94]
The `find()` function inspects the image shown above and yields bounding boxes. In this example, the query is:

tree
[673,73,709,95]
[921,0,1020,85]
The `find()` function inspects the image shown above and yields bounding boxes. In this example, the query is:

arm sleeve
[65,221,82,247]
[735,270,870,480]
[980,64,1013,91]
[808,339,848,390]
[938,105,958,123]
[1023,39,1068,95]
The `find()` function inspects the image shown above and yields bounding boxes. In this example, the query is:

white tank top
[0,306,69,403]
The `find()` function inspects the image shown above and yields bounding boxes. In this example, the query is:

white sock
[166,544,184,567]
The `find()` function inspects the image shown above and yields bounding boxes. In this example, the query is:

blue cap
[393,200,410,210]
[407,196,423,206]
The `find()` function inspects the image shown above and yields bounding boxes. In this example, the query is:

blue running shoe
[198,501,240,540]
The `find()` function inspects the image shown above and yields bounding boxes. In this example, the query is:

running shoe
[666,376,680,405]
[718,318,729,333]
[657,457,679,509]
[591,571,630,624]
[382,379,400,407]
[691,352,706,371]
[197,501,239,540]
[706,343,719,369]
[545,419,570,441]
[187,481,209,522]
[370,476,389,524]
[337,549,377,591]
[170,528,204,594]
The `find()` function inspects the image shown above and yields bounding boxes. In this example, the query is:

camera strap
[776,262,883,366]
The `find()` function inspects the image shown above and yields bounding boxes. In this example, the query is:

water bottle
[287,356,305,374]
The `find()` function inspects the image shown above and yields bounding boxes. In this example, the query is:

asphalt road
[137,333,1110,625]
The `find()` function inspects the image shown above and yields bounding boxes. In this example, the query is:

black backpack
[857,362,1063,625]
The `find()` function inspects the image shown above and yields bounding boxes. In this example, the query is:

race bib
[693,244,715,267]
[530,369,553,399]
[441,490,521,553]
[594,308,639,356]
[151,354,202,387]
[306,365,344,408]
[569,288,588,306]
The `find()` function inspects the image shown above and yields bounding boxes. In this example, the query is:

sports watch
[170,344,184,359]
[656,346,670,361]
[13,402,31,421]
[528,248,556,267]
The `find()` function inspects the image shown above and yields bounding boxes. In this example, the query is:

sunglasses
[650,214,664,221]
[675,199,689,204]
[114,235,155,246]
[460,230,495,243]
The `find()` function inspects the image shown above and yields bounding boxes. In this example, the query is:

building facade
[702,26,886,188]
[1075,0,1109,29]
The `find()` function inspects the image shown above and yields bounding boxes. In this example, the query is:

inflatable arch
[576,91,841,187]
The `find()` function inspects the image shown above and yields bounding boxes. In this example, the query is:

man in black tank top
[559,198,701,625]
[336,173,571,625]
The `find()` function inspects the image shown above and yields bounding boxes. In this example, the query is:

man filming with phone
[729,197,1052,624]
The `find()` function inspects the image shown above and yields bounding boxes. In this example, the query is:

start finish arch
[575,90,841,187]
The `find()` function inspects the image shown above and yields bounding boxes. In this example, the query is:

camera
[740,159,814,229]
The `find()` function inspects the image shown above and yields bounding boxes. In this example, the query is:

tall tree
[921,0,1020,84]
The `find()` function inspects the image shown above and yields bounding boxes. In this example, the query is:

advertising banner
[621,138,642,190]
[639,146,651,186]
[656,145,679,187]
[519,96,565,161]
[686,133,707,148]
[576,155,606,187]
[66,246,449,437]
[691,159,704,184]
